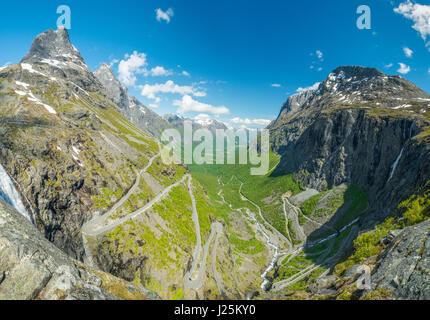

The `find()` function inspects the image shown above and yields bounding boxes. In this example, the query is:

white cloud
[139,80,205,101]
[395,1,430,49]
[317,67,323,72]
[397,62,411,74]
[384,63,394,68]
[149,103,159,109]
[156,8,174,23]
[193,91,207,97]
[271,84,281,87]
[230,117,271,126]
[111,60,119,68]
[309,65,315,70]
[428,68,430,74]
[140,80,192,99]
[296,82,321,93]
[173,95,230,116]
[182,70,190,77]
[150,66,171,76]
[118,51,147,86]
[403,46,414,58]
[316,50,323,60]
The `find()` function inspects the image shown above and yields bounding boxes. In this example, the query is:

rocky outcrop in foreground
[371,218,430,299]
[0,199,160,300]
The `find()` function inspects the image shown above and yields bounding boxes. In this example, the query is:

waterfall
[387,122,414,184]
[388,147,404,182]
[0,163,33,223]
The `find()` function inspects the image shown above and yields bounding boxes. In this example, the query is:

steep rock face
[94,64,170,137]
[270,66,430,223]
[277,89,316,121]
[21,28,104,94]
[0,28,160,259]
[0,199,160,300]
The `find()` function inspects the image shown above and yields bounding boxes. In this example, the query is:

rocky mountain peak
[94,63,126,106]
[21,28,85,67]
[95,61,170,137]
[317,65,430,105]
[331,66,385,80]
[96,63,116,78]
[272,65,430,125]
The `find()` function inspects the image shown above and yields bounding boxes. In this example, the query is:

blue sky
[1,0,430,128]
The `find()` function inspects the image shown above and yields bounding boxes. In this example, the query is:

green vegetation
[334,186,430,277]
[189,149,302,235]
[398,190,430,227]
[274,253,326,291]
[230,232,264,255]
[335,185,367,228]
[334,218,395,276]
[146,160,187,187]
[92,187,123,209]
[301,192,327,216]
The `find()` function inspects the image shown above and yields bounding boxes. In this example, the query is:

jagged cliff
[266,66,430,299]
[270,66,430,223]
[94,63,170,138]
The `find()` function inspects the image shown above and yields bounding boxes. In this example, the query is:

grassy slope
[189,149,302,236]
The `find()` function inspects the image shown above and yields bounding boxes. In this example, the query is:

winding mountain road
[183,176,224,293]
[81,151,161,236]
[82,173,188,237]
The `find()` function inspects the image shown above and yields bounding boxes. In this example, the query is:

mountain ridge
[94,63,170,137]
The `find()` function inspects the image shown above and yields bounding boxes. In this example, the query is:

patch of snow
[15,81,30,88]
[41,59,63,68]
[57,146,62,151]
[21,63,46,76]
[393,104,412,109]
[328,73,336,81]
[18,89,57,115]
[27,92,57,114]
[15,90,27,96]
[72,146,81,154]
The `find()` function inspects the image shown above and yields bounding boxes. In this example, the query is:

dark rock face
[95,239,148,283]
[270,66,430,222]
[0,28,160,260]
[372,219,430,300]
[0,199,159,300]
[94,64,170,137]
[269,66,430,299]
